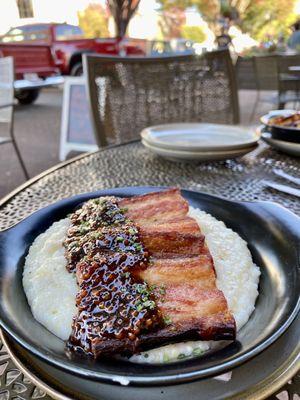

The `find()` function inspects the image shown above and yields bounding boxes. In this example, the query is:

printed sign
[60,77,97,161]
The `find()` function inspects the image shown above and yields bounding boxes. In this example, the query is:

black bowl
[260,110,300,144]
[0,187,299,386]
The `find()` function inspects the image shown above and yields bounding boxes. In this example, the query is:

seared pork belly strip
[138,221,205,257]
[66,189,235,359]
[119,188,189,224]
[138,252,216,289]
[121,189,236,346]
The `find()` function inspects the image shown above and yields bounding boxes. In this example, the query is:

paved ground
[0,87,280,198]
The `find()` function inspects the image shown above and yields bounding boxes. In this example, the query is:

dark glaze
[64,197,163,357]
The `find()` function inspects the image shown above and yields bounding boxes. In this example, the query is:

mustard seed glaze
[64,197,163,357]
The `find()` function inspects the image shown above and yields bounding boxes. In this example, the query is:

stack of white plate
[141,123,260,162]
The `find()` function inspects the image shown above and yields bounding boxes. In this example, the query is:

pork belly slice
[157,284,232,323]
[119,188,189,223]
[93,308,235,357]
[138,253,215,289]
[92,281,234,356]
[139,221,205,257]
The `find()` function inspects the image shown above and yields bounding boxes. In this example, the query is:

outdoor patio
[0,87,278,198]
[0,1,299,398]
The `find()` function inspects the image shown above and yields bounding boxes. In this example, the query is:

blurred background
[1,0,300,197]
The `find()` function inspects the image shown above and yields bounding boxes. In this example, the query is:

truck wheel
[15,89,40,105]
[70,62,83,76]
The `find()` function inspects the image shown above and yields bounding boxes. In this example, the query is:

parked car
[0,23,145,104]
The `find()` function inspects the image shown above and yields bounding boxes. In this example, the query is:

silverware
[273,169,300,186]
[263,180,300,198]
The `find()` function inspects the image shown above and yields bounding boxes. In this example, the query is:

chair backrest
[0,56,14,126]
[84,50,240,147]
[277,53,300,73]
[277,53,300,93]
[235,56,257,90]
[253,55,279,91]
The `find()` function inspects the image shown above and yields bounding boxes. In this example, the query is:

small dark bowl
[261,110,300,143]
[0,187,299,386]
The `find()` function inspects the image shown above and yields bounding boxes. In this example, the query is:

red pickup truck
[0,23,145,103]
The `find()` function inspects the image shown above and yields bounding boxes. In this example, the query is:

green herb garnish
[192,348,203,356]
[163,354,169,363]
[134,243,142,251]
[163,316,172,325]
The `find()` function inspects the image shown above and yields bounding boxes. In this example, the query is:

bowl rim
[0,186,299,386]
[260,109,300,132]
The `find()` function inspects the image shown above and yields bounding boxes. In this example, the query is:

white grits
[23,218,78,340]
[23,208,260,363]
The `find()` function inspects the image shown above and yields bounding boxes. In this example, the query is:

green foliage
[242,0,297,41]
[156,0,298,41]
[78,3,109,38]
[156,0,220,21]
[181,25,206,42]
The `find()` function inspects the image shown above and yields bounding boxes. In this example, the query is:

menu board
[67,83,95,144]
[60,77,97,161]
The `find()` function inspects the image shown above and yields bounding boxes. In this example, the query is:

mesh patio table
[0,141,299,399]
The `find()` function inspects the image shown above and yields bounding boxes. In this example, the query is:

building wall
[0,0,91,34]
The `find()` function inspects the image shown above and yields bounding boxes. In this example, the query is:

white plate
[142,139,257,162]
[140,123,260,152]
[261,132,300,157]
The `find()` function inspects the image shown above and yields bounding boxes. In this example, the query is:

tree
[156,0,297,41]
[78,4,109,38]
[158,7,186,39]
[242,0,297,41]
[107,0,141,38]
[181,25,206,43]
[156,0,220,25]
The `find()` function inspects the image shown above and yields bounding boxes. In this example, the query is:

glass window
[55,25,84,41]
[1,28,25,43]
[17,0,34,18]
[0,25,49,43]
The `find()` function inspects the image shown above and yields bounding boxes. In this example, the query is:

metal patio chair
[277,54,300,107]
[250,54,300,122]
[0,57,29,179]
[83,49,240,147]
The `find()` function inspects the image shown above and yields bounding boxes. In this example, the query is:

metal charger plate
[1,317,299,400]
[0,186,299,386]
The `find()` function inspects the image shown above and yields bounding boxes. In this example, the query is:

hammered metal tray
[0,142,299,398]
[1,315,299,400]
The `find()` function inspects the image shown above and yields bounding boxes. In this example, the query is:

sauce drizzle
[64,197,163,357]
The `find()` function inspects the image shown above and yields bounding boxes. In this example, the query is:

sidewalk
[0,88,62,197]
